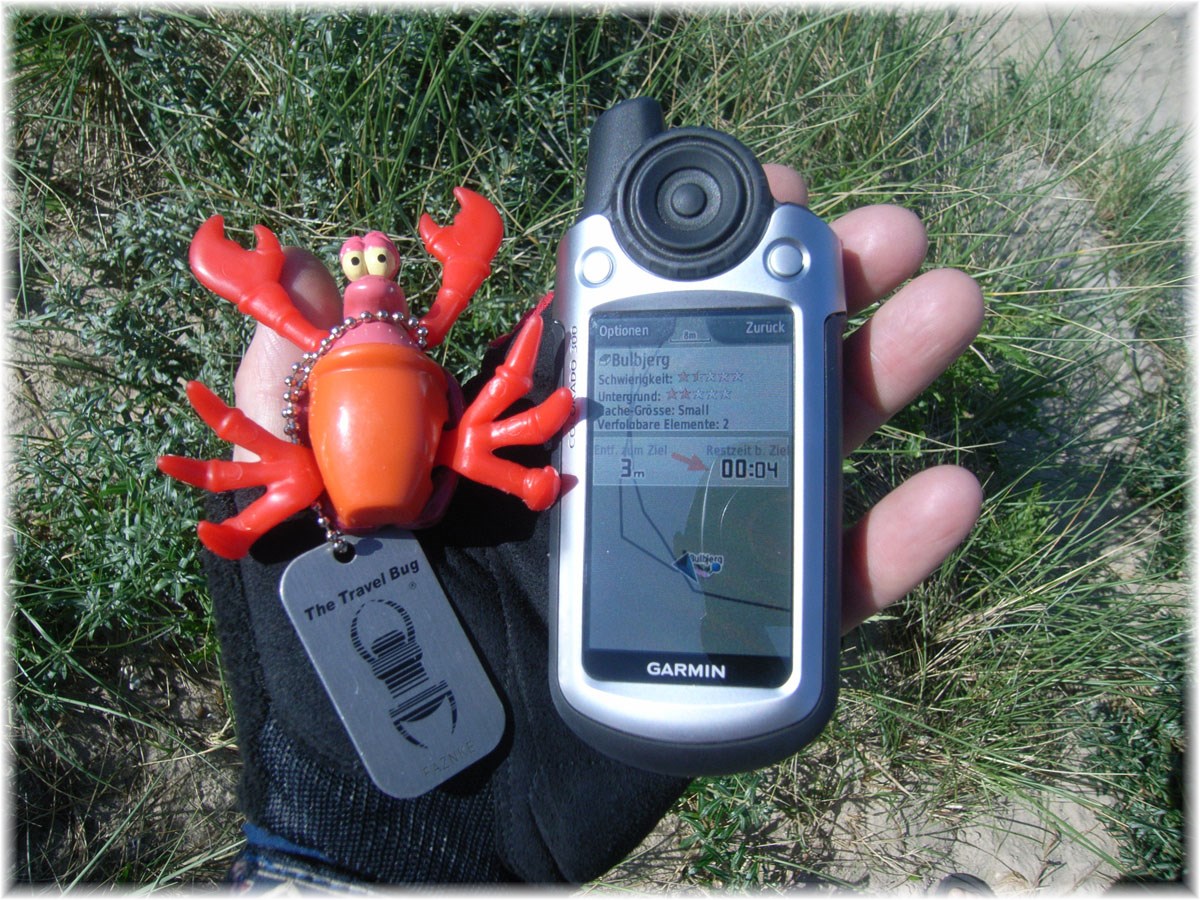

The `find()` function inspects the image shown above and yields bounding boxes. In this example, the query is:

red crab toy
[158,188,573,560]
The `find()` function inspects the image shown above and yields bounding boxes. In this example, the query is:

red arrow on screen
[672,453,707,471]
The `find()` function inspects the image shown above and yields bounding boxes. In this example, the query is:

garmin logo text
[646,661,727,679]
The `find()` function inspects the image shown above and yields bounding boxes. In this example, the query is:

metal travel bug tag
[280,528,505,798]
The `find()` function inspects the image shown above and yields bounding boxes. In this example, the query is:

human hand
[209,169,983,885]
[761,165,984,632]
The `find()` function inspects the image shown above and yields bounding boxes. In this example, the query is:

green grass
[10,9,1187,888]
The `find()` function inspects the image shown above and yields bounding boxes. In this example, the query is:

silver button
[580,249,615,286]
[766,241,805,279]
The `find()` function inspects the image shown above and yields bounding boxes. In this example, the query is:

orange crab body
[306,342,449,530]
[158,187,574,560]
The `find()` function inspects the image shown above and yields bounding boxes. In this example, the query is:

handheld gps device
[549,97,845,776]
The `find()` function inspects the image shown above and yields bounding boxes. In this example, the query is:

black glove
[203,313,687,885]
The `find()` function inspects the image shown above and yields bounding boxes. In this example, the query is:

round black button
[613,127,772,280]
[670,182,707,218]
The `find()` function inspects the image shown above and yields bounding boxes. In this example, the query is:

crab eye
[341,251,368,282]
[365,245,399,278]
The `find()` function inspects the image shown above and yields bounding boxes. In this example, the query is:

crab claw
[418,187,504,265]
[417,188,505,348]
[158,380,324,559]
[189,215,325,352]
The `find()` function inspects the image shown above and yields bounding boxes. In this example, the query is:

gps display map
[584,306,796,683]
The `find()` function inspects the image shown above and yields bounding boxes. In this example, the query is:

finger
[763,163,808,206]
[841,465,983,633]
[843,267,984,453]
[765,166,928,314]
[232,248,342,460]
[831,205,928,314]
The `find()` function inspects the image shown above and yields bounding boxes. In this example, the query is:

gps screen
[583,306,795,687]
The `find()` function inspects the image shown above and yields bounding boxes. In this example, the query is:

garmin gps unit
[549,98,845,775]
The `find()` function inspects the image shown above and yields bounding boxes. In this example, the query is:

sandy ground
[979,7,1190,138]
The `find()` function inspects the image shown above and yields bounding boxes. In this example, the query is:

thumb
[232,248,343,460]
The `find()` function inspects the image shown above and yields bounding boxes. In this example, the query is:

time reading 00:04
[720,457,780,481]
